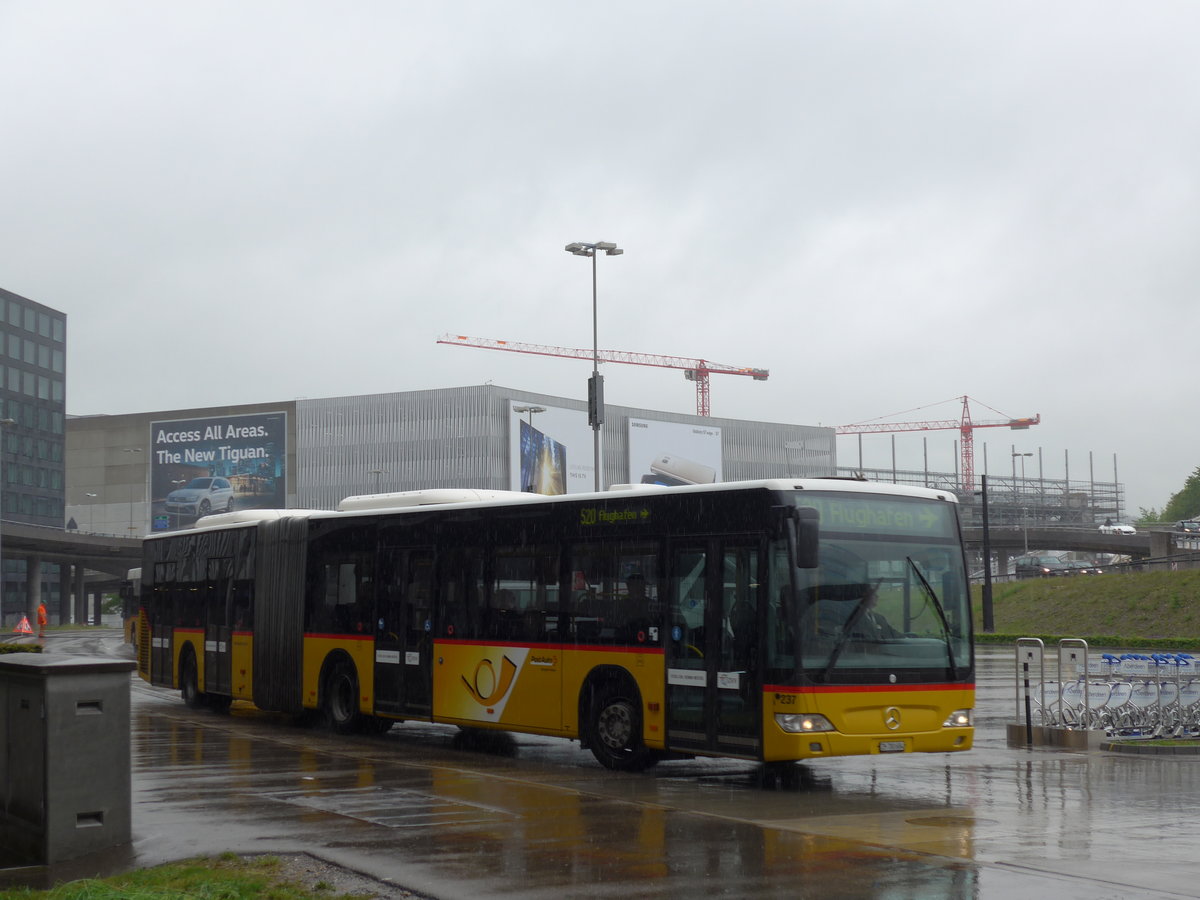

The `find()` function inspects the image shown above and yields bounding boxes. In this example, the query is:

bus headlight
[776,713,835,734]
[942,709,972,728]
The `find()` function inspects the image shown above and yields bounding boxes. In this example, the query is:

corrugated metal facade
[296,384,835,510]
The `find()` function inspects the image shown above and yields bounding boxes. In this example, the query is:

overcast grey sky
[3,2,1196,516]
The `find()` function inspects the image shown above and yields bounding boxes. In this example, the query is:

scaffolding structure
[835,466,1123,529]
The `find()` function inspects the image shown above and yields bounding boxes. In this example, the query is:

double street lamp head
[564,241,624,257]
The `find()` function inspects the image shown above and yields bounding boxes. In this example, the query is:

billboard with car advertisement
[508,403,594,494]
[627,418,723,486]
[150,411,287,531]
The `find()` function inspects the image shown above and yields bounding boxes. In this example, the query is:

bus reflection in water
[134,479,973,771]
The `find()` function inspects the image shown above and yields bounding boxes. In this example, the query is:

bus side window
[232,581,253,630]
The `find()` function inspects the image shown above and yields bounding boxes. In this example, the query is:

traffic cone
[13,615,32,635]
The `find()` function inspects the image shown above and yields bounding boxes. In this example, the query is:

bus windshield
[771,490,971,680]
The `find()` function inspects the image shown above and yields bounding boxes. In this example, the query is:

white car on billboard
[165,477,235,518]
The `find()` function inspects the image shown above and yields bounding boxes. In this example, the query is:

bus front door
[665,541,763,759]
[374,548,435,718]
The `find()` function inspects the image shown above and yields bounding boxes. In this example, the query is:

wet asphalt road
[7,631,1200,899]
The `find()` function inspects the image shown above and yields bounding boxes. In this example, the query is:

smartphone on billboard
[649,454,716,485]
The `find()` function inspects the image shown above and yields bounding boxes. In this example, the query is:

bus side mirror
[776,505,819,569]
[793,507,819,569]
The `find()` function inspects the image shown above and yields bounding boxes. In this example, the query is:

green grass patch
[0,643,43,655]
[0,855,365,899]
[972,568,1200,649]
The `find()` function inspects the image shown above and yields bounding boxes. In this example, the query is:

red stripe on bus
[303,632,375,642]
[435,638,665,655]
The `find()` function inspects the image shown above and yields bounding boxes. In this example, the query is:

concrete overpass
[961,525,1162,558]
[1,521,141,628]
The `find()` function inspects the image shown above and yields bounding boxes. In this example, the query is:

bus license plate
[879,741,906,753]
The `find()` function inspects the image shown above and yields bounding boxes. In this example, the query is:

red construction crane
[835,395,1040,493]
[437,333,769,417]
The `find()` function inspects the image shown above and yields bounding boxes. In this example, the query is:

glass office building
[0,287,68,618]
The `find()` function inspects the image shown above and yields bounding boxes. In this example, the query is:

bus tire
[322,658,362,734]
[587,680,658,772]
[180,650,205,710]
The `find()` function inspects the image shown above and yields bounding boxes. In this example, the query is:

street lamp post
[513,405,545,430]
[1012,451,1031,483]
[1012,452,1032,553]
[124,448,143,535]
[978,474,994,633]
[565,240,623,491]
[84,492,98,533]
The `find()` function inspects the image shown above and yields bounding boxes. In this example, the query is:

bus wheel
[588,684,658,772]
[322,660,361,734]
[180,652,205,710]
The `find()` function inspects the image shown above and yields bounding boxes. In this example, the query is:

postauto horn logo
[463,654,520,708]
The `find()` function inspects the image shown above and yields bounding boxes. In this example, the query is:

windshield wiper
[906,556,958,673]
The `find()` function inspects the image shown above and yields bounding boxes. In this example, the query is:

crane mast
[438,333,768,417]
[836,395,1040,493]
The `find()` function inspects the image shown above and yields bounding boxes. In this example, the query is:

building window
[37,345,48,369]
[23,340,34,364]
[7,335,18,358]
[51,380,63,403]
[22,308,34,332]
[52,349,63,373]
[7,301,19,326]
[52,319,63,342]
[22,372,33,396]
[38,313,49,338]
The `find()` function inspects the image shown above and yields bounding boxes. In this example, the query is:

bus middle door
[203,560,233,697]
[374,547,435,718]
[666,540,763,759]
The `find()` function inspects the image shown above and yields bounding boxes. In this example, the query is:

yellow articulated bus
[136,479,974,771]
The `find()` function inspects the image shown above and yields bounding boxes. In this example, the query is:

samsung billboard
[149,411,287,531]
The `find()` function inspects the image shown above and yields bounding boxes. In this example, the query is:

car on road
[164,476,235,518]
[1013,555,1071,578]
[1062,559,1104,575]
[1175,521,1200,533]
[1098,522,1137,535]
